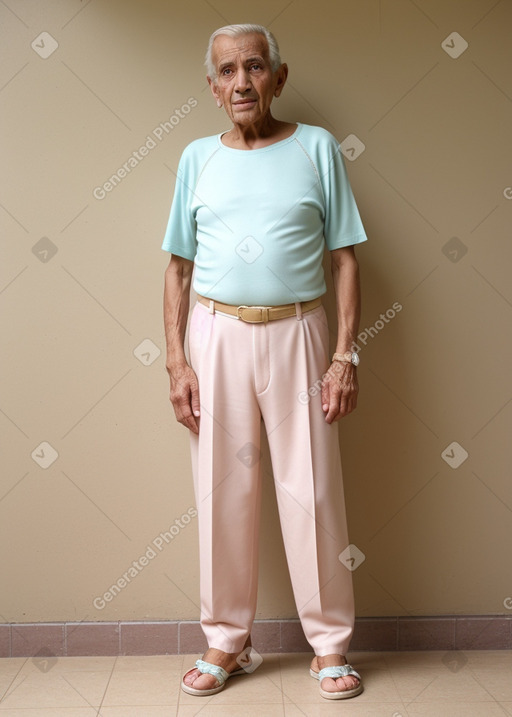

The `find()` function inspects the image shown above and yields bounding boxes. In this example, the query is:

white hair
[205,23,282,80]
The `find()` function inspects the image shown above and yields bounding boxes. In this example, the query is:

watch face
[352,352,360,366]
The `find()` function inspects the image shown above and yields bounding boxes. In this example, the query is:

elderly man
[162,24,367,700]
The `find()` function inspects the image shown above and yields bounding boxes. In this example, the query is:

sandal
[310,664,363,700]
[181,658,248,696]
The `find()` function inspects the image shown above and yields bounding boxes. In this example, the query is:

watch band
[332,351,359,366]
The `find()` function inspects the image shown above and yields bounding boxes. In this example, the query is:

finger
[347,393,357,415]
[329,383,356,422]
[328,404,343,423]
[190,377,201,418]
[178,407,199,434]
[187,380,200,431]
[172,391,199,434]
[186,415,199,434]
[325,385,341,423]
[337,391,349,419]
[341,390,357,417]
[321,376,330,413]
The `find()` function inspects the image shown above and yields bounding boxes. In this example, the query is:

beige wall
[1,0,511,625]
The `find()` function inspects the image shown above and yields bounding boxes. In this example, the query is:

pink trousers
[188,300,355,657]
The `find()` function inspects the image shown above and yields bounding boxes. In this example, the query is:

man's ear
[274,63,288,98]
[207,76,222,107]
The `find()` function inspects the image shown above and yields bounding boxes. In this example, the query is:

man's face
[208,32,287,127]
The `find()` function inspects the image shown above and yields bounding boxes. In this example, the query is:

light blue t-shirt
[162,122,367,305]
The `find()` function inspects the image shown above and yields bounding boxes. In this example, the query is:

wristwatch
[332,351,360,367]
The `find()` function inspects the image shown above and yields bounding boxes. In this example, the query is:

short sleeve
[320,141,367,251]
[161,149,197,259]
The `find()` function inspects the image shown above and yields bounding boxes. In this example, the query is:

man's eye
[222,68,233,76]
[250,64,261,71]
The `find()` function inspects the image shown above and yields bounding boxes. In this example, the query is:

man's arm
[321,245,361,423]
[163,255,200,434]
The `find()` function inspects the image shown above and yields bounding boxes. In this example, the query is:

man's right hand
[168,362,200,434]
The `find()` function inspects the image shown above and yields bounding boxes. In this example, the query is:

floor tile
[0,661,26,708]
[283,703,408,716]
[465,650,512,667]
[177,706,285,716]
[384,650,464,672]
[0,710,99,716]
[405,704,507,716]
[0,661,26,677]
[405,671,494,702]
[100,654,184,708]
[468,667,512,701]
[0,669,109,709]
[16,656,116,675]
[113,655,183,672]
[101,708,177,716]
[101,670,180,706]
[388,670,447,702]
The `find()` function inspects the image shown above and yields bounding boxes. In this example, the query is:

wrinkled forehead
[211,32,270,69]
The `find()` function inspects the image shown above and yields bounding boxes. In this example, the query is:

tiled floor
[0,650,511,715]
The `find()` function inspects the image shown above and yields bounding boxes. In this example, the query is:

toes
[192,673,218,690]
[320,675,359,693]
[183,669,218,690]
[336,675,359,691]
[183,668,199,686]
[320,677,338,693]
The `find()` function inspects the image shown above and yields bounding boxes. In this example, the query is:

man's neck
[221,117,297,150]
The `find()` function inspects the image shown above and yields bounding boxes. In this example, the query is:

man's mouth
[233,99,257,107]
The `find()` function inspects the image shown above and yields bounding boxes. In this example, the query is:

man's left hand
[321,361,359,423]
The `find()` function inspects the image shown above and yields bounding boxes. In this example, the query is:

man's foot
[310,654,362,696]
[182,639,251,693]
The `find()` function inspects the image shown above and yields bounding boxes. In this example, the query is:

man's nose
[234,67,251,93]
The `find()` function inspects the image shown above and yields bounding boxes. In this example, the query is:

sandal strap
[195,659,230,686]
[318,664,361,682]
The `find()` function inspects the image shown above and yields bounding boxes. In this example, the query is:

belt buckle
[237,305,270,323]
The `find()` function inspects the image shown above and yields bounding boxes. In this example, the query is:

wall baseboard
[1,616,510,658]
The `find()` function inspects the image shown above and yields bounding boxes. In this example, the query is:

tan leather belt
[197,295,321,323]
